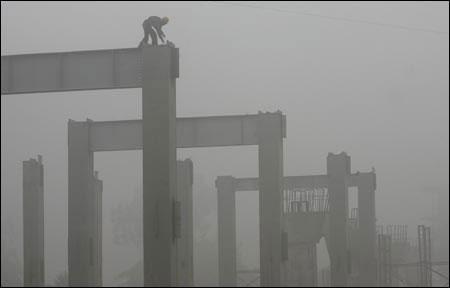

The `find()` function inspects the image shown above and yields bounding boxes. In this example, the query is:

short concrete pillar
[23,155,44,287]
[216,176,237,287]
[327,152,350,287]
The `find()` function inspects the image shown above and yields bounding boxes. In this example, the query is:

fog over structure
[1,2,449,287]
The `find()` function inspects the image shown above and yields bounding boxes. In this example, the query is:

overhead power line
[208,1,449,36]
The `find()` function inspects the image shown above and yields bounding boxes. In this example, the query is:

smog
[1,2,449,287]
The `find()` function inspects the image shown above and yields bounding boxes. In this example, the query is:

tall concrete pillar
[216,176,236,287]
[258,112,284,286]
[142,45,179,287]
[23,155,44,287]
[327,152,350,287]
[68,120,99,286]
[356,171,376,286]
[176,159,194,286]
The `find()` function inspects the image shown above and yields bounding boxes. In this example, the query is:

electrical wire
[208,1,449,36]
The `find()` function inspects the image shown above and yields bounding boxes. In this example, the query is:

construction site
[1,2,449,287]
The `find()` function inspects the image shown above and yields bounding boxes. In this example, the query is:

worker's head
[162,16,169,25]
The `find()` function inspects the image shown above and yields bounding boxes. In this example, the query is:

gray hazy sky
[1,1,449,286]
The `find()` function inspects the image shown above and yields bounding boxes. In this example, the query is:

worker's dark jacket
[143,16,164,34]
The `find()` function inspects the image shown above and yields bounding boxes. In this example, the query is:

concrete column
[356,171,376,286]
[258,112,284,286]
[176,159,194,286]
[284,243,318,287]
[23,155,44,287]
[327,152,350,287]
[68,120,96,286]
[142,45,179,287]
[216,176,236,287]
[92,171,103,286]
[284,209,323,287]
[312,244,318,286]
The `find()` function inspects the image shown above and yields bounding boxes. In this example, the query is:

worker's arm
[158,30,166,41]
[155,26,166,42]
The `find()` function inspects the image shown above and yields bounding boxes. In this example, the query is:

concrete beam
[232,173,371,192]
[23,155,44,287]
[2,48,142,94]
[233,175,328,192]
[80,113,277,152]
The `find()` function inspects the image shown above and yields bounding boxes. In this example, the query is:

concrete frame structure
[67,110,286,286]
[3,46,286,286]
[216,152,377,287]
[23,155,44,287]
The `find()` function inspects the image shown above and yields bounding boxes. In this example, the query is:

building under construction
[1,20,449,287]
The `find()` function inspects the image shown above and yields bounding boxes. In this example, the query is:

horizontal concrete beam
[225,172,375,191]
[233,175,328,191]
[2,48,142,94]
[72,113,286,151]
[284,175,328,190]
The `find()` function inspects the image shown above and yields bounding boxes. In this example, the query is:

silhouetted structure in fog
[23,156,44,287]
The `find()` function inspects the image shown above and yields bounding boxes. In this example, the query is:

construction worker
[139,16,169,48]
